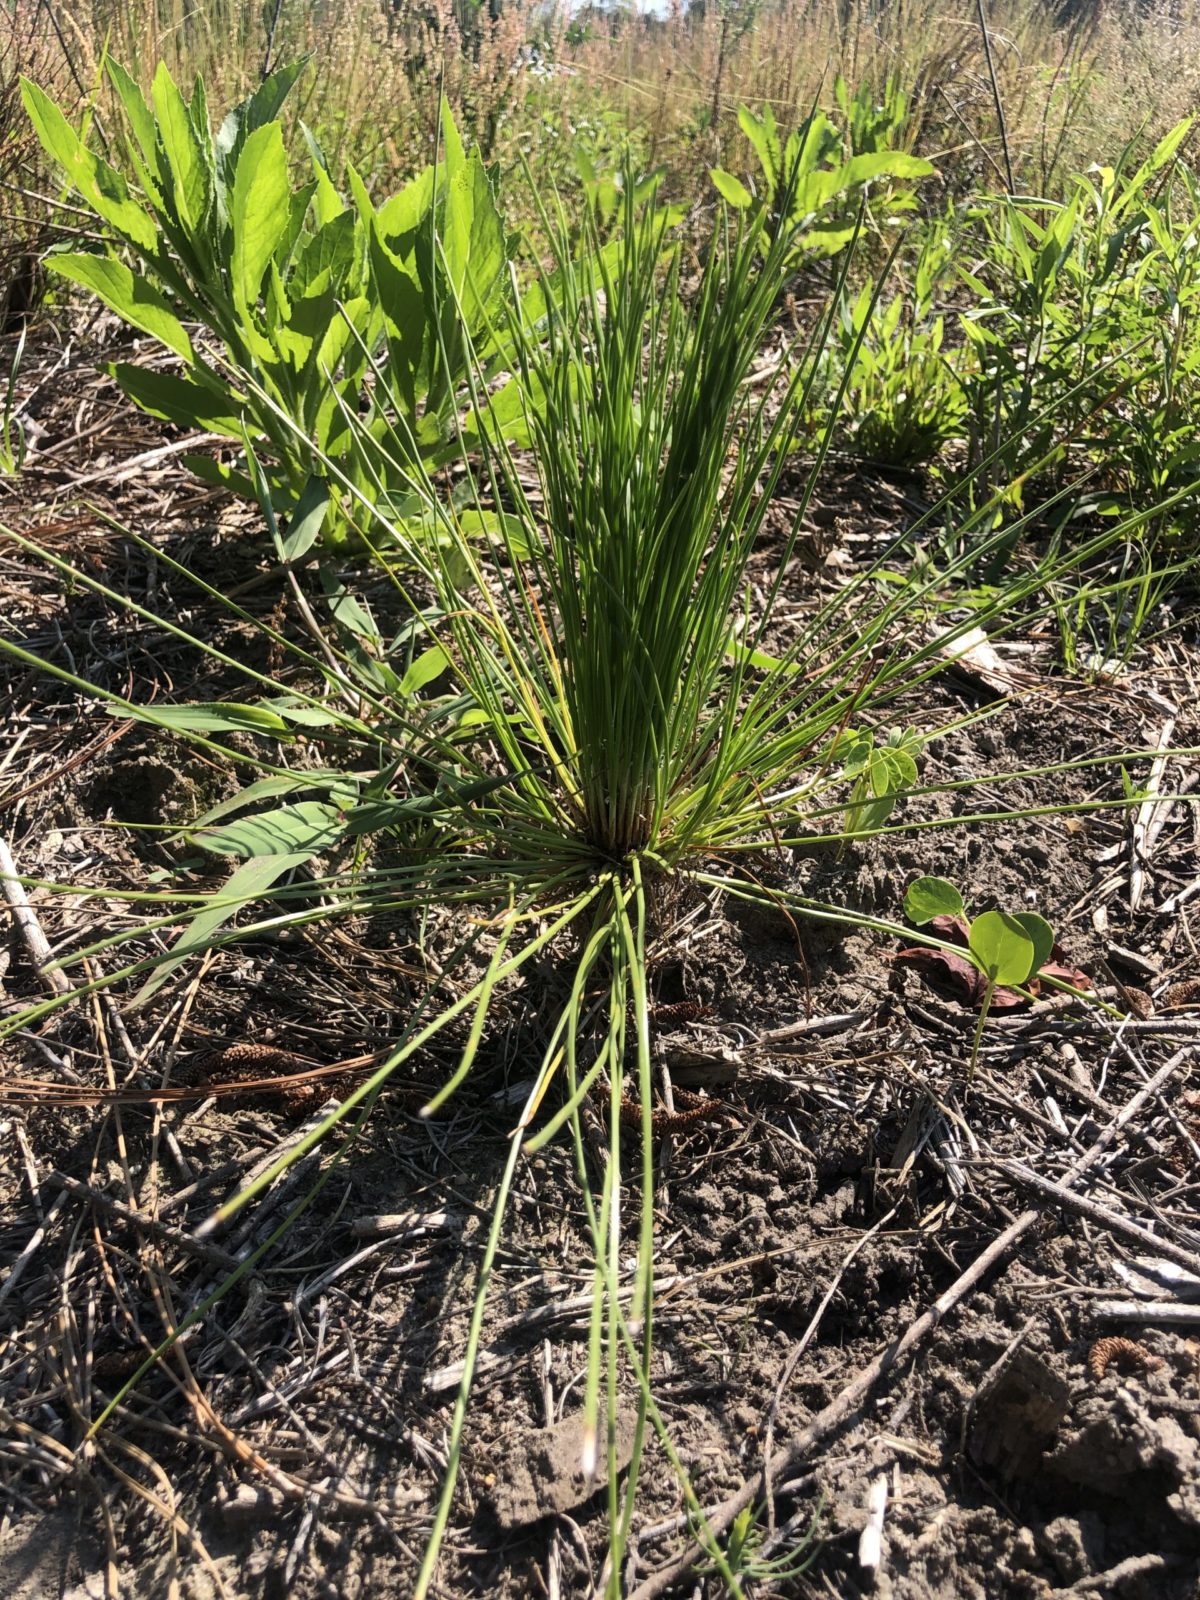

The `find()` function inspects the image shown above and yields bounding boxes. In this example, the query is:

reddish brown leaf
[928,914,971,944]
[894,944,988,1005]
[1038,958,1093,991]
[895,932,1092,1011]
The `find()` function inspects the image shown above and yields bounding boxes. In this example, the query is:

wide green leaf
[230,122,291,309]
[196,800,347,859]
[20,75,86,178]
[112,363,243,434]
[47,254,193,360]
[399,645,450,696]
[839,151,933,187]
[185,775,332,834]
[710,168,753,209]
[454,508,534,555]
[1013,911,1055,977]
[904,876,965,926]
[128,701,290,734]
[738,104,781,192]
[969,911,1036,986]
[22,78,157,252]
[131,850,313,1007]
[279,476,329,561]
[151,61,211,236]
[106,61,161,188]
[215,58,307,186]
[291,209,357,297]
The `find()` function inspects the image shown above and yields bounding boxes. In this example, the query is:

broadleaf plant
[711,100,934,261]
[904,876,1060,1076]
[22,61,524,550]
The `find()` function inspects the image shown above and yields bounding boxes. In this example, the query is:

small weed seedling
[904,875,1054,1079]
[697,1497,824,1587]
[832,724,923,847]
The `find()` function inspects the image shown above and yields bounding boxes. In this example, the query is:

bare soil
[3,327,1200,1600]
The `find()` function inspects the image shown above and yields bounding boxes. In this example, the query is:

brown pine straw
[0,1044,391,1107]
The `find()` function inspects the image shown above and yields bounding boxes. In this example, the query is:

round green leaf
[904,875,965,926]
[969,910,1036,986]
[1013,911,1055,978]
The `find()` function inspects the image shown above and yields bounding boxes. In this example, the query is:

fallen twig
[857,1472,889,1579]
[1092,1299,1200,1325]
[995,1156,1200,1279]
[44,1170,240,1271]
[350,1209,461,1240]
[0,1187,70,1309]
[1129,698,1177,911]
[59,431,224,489]
[1054,1552,1177,1595]
[0,832,71,996]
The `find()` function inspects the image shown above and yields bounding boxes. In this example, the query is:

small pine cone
[1122,987,1154,1021]
[1087,1337,1164,1382]
[192,1042,312,1085]
[651,1000,711,1029]
[1163,977,1200,1011]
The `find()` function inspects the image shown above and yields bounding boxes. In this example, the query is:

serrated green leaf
[215,58,307,184]
[151,61,210,236]
[710,168,753,209]
[106,60,161,184]
[22,77,157,252]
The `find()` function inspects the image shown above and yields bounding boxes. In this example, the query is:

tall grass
[0,0,83,326]
[11,0,1200,211]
